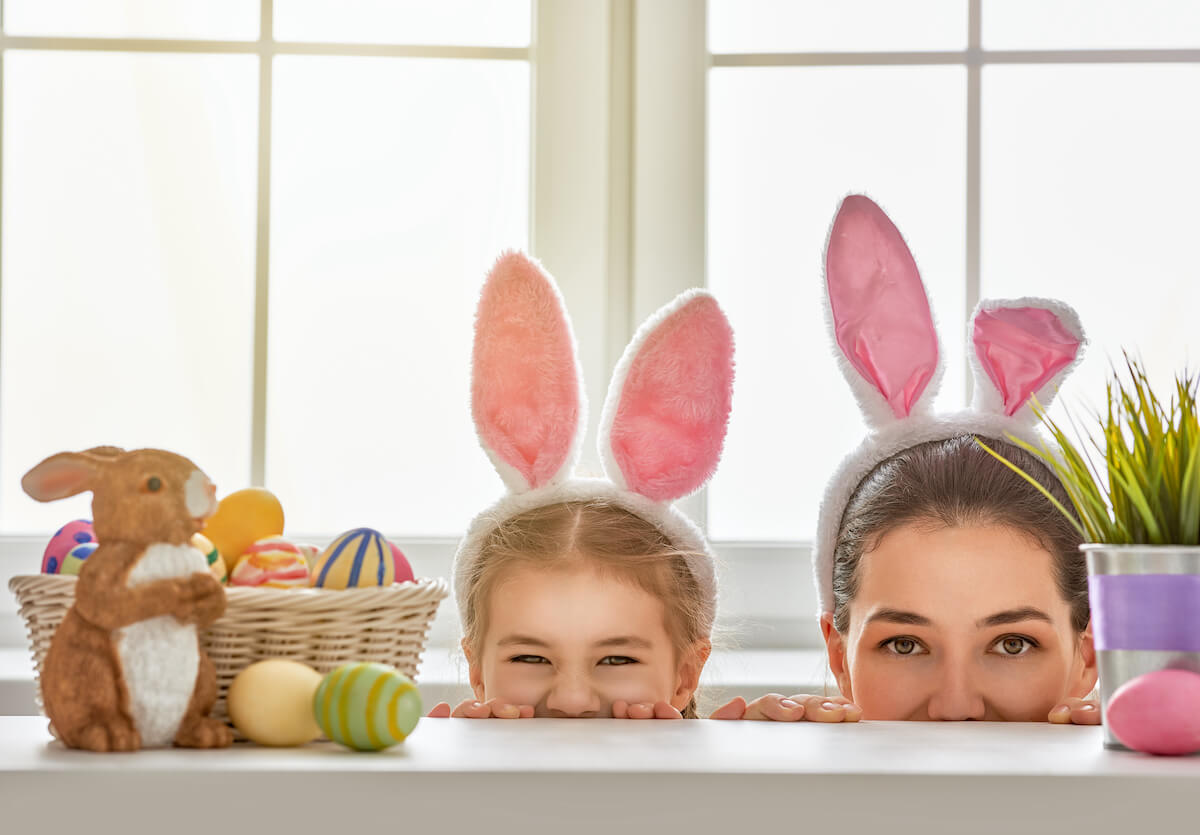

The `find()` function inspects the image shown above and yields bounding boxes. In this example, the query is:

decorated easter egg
[58,542,98,576]
[200,487,285,573]
[313,663,422,751]
[42,519,95,574]
[191,532,226,583]
[230,537,310,588]
[309,528,394,589]
[1107,669,1200,756]
[388,540,415,584]
[297,544,320,568]
[228,659,323,747]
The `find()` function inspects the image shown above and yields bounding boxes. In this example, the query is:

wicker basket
[8,574,449,724]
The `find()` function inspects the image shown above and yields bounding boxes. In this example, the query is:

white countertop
[2,715,1196,834]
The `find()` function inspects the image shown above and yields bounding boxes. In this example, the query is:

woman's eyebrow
[976,607,1052,628]
[865,608,932,626]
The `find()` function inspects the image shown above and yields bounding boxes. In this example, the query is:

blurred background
[0,1,1198,655]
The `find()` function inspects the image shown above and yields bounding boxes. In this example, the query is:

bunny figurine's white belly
[116,542,208,747]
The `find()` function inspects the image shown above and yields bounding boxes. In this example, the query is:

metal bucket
[1086,545,1200,748]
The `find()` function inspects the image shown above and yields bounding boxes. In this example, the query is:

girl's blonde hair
[460,499,714,718]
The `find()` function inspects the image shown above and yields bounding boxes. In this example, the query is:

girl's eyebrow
[496,635,550,647]
[594,636,653,649]
[976,607,1052,628]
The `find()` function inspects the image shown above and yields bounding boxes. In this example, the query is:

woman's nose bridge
[926,653,986,719]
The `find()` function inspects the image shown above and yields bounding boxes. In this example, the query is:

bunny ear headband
[813,195,1087,615]
[453,251,735,632]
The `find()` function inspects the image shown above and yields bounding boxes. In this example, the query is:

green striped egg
[313,663,422,751]
[310,528,394,589]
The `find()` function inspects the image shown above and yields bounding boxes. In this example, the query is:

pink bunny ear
[22,451,103,502]
[472,251,584,493]
[971,298,1084,418]
[600,291,734,503]
[825,195,941,425]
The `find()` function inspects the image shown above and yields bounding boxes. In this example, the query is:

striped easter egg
[313,663,422,751]
[231,536,309,588]
[310,528,395,589]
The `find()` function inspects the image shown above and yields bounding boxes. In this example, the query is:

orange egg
[200,487,285,573]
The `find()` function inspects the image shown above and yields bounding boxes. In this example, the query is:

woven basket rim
[9,573,448,593]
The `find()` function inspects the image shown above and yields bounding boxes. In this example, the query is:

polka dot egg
[59,542,98,576]
[309,528,394,589]
[42,520,95,574]
[313,663,422,751]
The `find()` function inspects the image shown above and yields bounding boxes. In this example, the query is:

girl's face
[823,522,1097,721]
[467,562,707,717]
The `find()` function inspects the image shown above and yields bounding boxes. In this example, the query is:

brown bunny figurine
[22,447,233,752]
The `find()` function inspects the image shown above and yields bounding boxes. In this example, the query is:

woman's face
[823,522,1097,720]
[468,562,707,717]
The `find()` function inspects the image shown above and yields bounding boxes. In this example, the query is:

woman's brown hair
[460,499,714,718]
[832,435,1088,634]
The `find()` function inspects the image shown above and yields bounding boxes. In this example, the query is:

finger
[709,697,747,720]
[427,702,451,718]
[628,703,657,720]
[744,695,805,722]
[611,700,630,719]
[450,700,480,718]
[1048,704,1072,724]
[465,701,495,719]
[802,696,851,723]
[797,695,863,723]
[517,704,535,719]
[1071,702,1101,725]
[653,701,683,720]
[483,699,524,719]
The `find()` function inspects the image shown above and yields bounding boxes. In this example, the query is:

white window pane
[274,0,531,46]
[984,1,1200,50]
[707,67,966,541]
[1,51,258,532]
[708,0,966,54]
[268,57,529,536]
[982,65,1200,426]
[5,0,259,40]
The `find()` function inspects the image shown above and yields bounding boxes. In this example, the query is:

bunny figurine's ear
[825,195,942,427]
[22,451,106,502]
[472,251,585,493]
[970,298,1084,420]
[599,290,734,503]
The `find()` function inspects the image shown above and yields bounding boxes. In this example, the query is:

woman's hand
[1048,697,1101,725]
[426,699,535,719]
[611,700,683,719]
[710,693,863,722]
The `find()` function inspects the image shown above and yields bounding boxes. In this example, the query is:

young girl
[429,251,735,719]
[716,194,1098,723]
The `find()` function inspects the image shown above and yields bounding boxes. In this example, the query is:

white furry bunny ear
[970,298,1085,423]
[825,195,943,428]
[471,251,585,493]
[599,290,735,503]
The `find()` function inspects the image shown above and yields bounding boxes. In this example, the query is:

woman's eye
[598,656,638,666]
[991,635,1037,656]
[509,655,549,664]
[882,637,926,656]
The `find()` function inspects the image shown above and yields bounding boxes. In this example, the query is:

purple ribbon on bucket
[1089,574,1200,652]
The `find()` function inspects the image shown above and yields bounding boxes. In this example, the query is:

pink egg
[42,520,95,574]
[1107,669,1200,756]
[389,540,414,584]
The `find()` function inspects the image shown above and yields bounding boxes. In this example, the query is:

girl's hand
[426,699,534,719]
[1048,697,1101,725]
[710,694,863,722]
[611,700,683,719]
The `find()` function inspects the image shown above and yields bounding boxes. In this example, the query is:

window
[2,2,1198,654]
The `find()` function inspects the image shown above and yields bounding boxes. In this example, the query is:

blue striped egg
[313,663,422,751]
[309,528,395,589]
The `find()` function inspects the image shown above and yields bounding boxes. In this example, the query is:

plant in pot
[980,356,1200,755]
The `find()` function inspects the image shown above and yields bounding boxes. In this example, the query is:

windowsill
[1,716,1195,832]
[0,646,833,716]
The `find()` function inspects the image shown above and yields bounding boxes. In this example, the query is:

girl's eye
[598,656,638,666]
[991,635,1037,657]
[882,637,927,656]
[510,655,550,664]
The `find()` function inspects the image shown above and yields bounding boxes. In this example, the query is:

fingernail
[1080,704,1097,711]
[822,702,839,710]
[1050,705,1069,717]
[780,699,800,709]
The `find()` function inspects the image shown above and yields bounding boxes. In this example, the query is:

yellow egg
[227,659,323,747]
[200,487,285,573]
